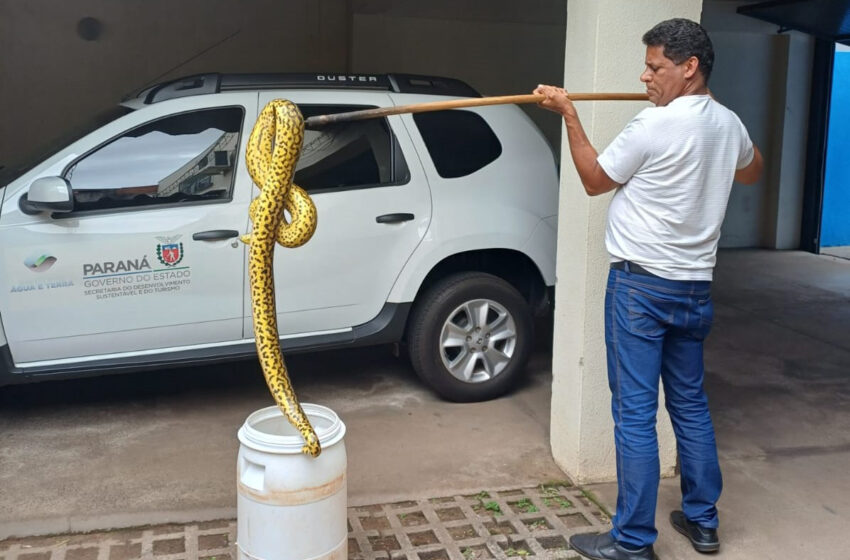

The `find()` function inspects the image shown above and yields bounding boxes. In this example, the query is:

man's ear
[683,56,700,79]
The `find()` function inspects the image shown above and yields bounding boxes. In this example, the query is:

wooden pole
[304,93,649,127]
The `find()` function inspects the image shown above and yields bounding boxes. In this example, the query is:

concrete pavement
[0,323,563,539]
[594,250,850,559]
[0,484,612,560]
[2,250,850,559]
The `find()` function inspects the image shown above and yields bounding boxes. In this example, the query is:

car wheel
[407,272,534,402]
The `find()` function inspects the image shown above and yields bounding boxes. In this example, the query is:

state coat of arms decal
[156,235,184,267]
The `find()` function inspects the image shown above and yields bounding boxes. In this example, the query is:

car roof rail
[125,72,481,105]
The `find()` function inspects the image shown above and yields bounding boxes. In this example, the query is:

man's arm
[710,88,763,185]
[534,85,619,196]
[734,145,763,185]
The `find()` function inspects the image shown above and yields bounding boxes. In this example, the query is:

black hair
[642,18,715,83]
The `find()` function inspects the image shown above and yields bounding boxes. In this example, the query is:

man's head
[640,18,714,106]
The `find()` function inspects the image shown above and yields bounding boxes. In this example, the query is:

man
[535,18,763,560]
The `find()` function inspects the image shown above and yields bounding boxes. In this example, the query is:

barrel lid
[238,404,346,453]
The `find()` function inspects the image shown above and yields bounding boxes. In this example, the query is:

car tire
[407,272,534,402]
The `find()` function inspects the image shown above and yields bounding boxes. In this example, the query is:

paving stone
[537,535,568,550]
[458,544,492,559]
[357,505,385,515]
[18,553,51,560]
[389,501,418,509]
[397,511,428,527]
[196,521,230,531]
[152,525,186,536]
[65,548,99,560]
[197,534,229,550]
[418,550,449,560]
[446,525,478,540]
[434,508,465,522]
[0,485,606,560]
[482,520,518,536]
[367,535,401,551]
[360,516,392,531]
[406,530,439,546]
[109,542,142,560]
[152,537,185,555]
[521,518,552,531]
[428,497,456,505]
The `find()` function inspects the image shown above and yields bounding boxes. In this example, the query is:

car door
[244,91,431,337]
[0,93,257,364]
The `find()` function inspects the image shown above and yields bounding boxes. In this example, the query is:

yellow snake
[242,99,321,457]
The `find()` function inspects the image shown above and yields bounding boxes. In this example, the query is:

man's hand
[533,84,618,196]
[534,84,577,118]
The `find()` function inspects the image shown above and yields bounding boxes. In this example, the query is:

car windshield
[0,105,134,188]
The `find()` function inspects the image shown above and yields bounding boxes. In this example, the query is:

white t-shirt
[597,94,754,281]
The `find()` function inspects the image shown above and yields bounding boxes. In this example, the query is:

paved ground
[0,320,562,539]
[0,484,610,560]
[820,245,850,260]
[592,249,850,559]
[2,250,850,559]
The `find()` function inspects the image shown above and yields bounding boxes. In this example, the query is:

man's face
[640,45,691,106]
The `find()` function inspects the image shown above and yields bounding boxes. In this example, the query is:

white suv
[0,73,558,401]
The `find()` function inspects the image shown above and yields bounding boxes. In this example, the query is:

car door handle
[375,213,415,224]
[192,229,240,241]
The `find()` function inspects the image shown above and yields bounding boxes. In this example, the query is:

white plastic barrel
[237,404,347,560]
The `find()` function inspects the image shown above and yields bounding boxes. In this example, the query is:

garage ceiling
[738,0,850,44]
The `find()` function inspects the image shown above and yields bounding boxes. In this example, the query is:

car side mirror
[19,176,74,215]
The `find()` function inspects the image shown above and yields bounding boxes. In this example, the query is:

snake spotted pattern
[243,99,321,457]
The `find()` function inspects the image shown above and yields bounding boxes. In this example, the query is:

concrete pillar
[550,0,703,484]
[772,33,814,250]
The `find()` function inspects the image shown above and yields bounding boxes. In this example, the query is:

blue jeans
[605,266,722,548]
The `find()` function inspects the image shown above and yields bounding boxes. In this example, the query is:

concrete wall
[0,0,350,172]
[772,32,814,250]
[822,47,850,247]
[702,1,813,249]
[348,0,566,156]
[0,0,566,177]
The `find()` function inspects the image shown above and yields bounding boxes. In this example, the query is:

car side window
[65,107,244,212]
[296,105,410,191]
[413,110,502,178]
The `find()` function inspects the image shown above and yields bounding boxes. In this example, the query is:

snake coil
[243,99,321,457]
